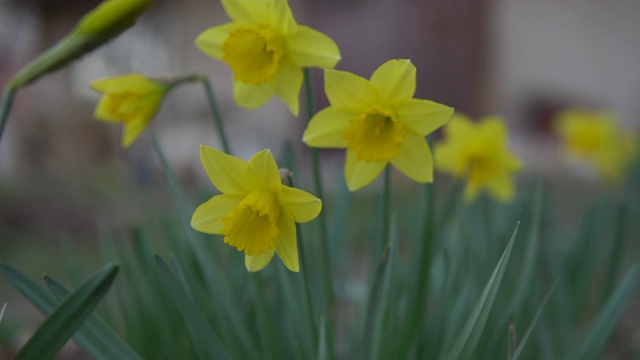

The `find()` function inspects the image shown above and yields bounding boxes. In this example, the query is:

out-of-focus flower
[191,146,322,272]
[91,74,170,148]
[435,114,522,202]
[554,109,638,182]
[8,0,151,91]
[195,0,340,116]
[302,59,453,191]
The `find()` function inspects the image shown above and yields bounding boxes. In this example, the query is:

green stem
[398,182,436,358]
[303,68,335,356]
[198,76,232,155]
[286,173,319,347]
[0,88,16,144]
[380,167,392,255]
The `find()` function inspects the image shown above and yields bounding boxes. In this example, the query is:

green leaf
[564,265,640,360]
[42,275,143,360]
[316,317,328,360]
[13,262,119,360]
[513,280,558,360]
[154,255,231,360]
[0,303,6,324]
[445,223,519,360]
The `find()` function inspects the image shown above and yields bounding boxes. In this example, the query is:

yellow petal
[479,115,507,144]
[344,149,387,191]
[94,95,125,122]
[396,99,453,136]
[271,57,303,116]
[233,80,273,109]
[121,117,148,147]
[286,26,341,69]
[245,249,276,272]
[274,213,299,272]
[90,74,160,93]
[302,107,353,148]
[220,0,268,25]
[267,0,298,35]
[191,194,244,234]
[277,186,321,223]
[433,141,461,174]
[245,149,282,191]
[324,69,376,112]
[200,145,251,194]
[391,134,434,183]
[485,174,515,202]
[194,23,236,60]
[370,59,415,105]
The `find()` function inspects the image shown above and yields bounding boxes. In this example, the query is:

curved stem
[200,77,231,155]
[0,88,16,144]
[303,68,335,358]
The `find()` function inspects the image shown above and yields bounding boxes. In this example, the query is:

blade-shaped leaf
[154,255,231,360]
[445,223,519,360]
[13,262,119,360]
[43,275,143,360]
[0,303,6,324]
[513,280,558,360]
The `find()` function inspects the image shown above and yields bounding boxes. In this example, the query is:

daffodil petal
[245,149,282,190]
[485,174,515,202]
[324,69,376,112]
[95,96,124,122]
[391,134,434,183]
[233,80,273,109]
[122,118,148,148]
[90,74,141,93]
[245,249,275,272]
[344,149,386,191]
[271,57,303,116]
[91,74,159,93]
[194,23,236,60]
[220,0,268,25]
[302,106,353,148]
[200,145,251,194]
[267,0,298,35]
[274,213,299,272]
[286,26,340,69]
[370,59,416,105]
[396,99,453,136]
[434,142,461,174]
[479,115,507,143]
[277,186,321,223]
[191,194,244,234]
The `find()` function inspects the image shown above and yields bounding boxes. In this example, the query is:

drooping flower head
[191,146,322,272]
[195,0,341,116]
[434,114,522,203]
[91,74,170,148]
[302,59,453,191]
[554,109,638,182]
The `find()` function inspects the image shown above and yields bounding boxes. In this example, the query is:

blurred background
[1,0,639,357]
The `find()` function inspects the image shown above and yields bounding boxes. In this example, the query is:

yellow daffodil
[191,146,322,272]
[554,109,638,182]
[435,114,522,202]
[91,74,170,148]
[302,59,453,191]
[195,0,340,116]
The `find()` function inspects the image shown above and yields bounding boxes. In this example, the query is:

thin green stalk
[287,173,319,348]
[380,167,392,255]
[303,68,335,356]
[199,76,231,155]
[398,182,436,358]
[0,88,16,143]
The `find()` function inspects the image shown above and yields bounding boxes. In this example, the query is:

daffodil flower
[434,114,522,202]
[195,0,340,116]
[91,74,170,148]
[302,59,453,191]
[554,109,638,182]
[191,146,322,272]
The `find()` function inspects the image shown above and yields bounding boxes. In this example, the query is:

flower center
[342,109,407,163]
[465,151,498,185]
[221,190,280,256]
[221,27,284,86]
